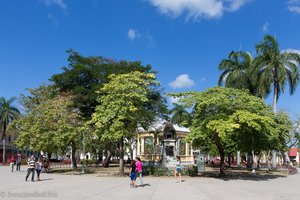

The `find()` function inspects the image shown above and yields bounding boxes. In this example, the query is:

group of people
[25,155,43,182]
[129,156,182,188]
[8,154,43,182]
[129,157,143,188]
[8,154,22,172]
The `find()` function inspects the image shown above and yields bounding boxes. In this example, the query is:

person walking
[8,155,15,172]
[25,155,35,182]
[129,160,137,188]
[135,157,143,187]
[174,156,182,183]
[36,158,42,181]
[16,154,22,171]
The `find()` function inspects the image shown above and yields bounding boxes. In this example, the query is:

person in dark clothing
[129,160,137,188]
[16,154,22,171]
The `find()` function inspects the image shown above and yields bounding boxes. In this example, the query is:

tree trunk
[228,156,231,167]
[272,150,277,168]
[2,124,7,165]
[273,80,278,115]
[266,151,271,172]
[257,155,261,168]
[213,133,225,176]
[102,150,111,168]
[2,139,6,165]
[281,151,287,164]
[48,152,52,163]
[119,136,124,176]
[97,151,102,165]
[71,141,77,169]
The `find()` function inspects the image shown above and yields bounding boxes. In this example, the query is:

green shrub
[80,159,95,166]
[143,166,171,176]
[182,166,198,176]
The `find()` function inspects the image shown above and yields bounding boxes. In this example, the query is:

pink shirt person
[136,160,142,172]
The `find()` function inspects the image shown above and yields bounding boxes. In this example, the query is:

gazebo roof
[137,119,190,133]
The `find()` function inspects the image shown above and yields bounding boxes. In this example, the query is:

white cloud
[41,0,67,10]
[128,29,140,40]
[262,22,269,33]
[127,29,156,47]
[169,74,195,89]
[287,0,300,13]
[147,0,249,20]
[225,0,248,12]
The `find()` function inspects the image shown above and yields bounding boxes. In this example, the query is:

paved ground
[0,166,300,200]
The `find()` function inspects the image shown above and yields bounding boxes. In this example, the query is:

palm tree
[218,50,268,98]
[170,103,190,125]
[254,35,300,114]
[0,97,20,164]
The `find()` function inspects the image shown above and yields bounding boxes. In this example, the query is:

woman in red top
[8,156,15,172]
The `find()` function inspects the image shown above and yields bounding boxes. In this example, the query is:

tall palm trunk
[273,81,278,115]
[2,123,7,165]
[272,81,278,168]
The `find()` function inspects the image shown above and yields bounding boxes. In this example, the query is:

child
[129,160,137,188]
[174,156,182,183]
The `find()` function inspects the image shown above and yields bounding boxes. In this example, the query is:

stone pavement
[0,166,300,200]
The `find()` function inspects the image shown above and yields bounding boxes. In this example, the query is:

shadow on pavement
[199,171,288,181]
[137,183,151,187]
[39,178,53,181]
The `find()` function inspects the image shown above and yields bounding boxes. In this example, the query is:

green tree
[14,86,83,168]
[170,87,283,176]
[273,111,293,163]
[254,35,300,114]
[170,103,191,125]
[51,50,155,118]
[218,51,268,98]
[0,97,20,164]
[89,71,163,175]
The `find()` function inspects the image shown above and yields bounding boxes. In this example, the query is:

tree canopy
[170,87,291,176]
[51,50,156,118]
[13,86,83,168]
[88,71,164,174]
[254,35,300,114]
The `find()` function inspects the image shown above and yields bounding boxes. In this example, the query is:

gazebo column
[185,143,189,156]
[137,137,140,155]
[141,137,145,155]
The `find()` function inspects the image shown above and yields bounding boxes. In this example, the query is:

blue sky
[1,0,300,119]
